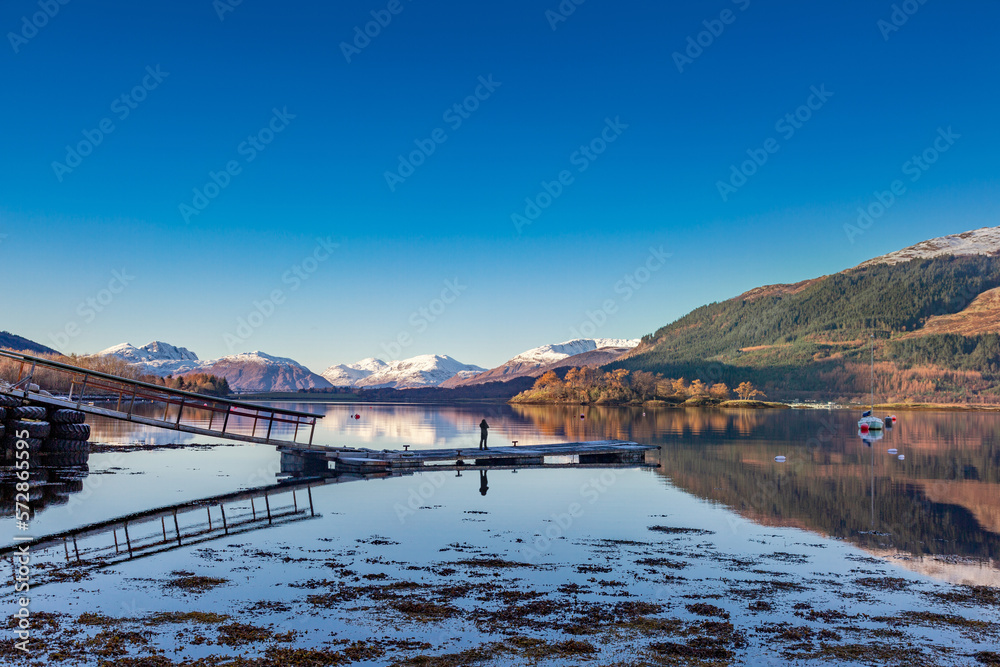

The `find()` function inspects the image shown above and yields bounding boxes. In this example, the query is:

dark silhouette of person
[479,470,489,496]
[479,419,489,450]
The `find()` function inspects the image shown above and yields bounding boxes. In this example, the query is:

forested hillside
[613,255,1000,404]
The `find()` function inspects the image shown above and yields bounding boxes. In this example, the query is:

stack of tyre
[0,396,90,467]
[0,396,50,459]
[43,407,90,467]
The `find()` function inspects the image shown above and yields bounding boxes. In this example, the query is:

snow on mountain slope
[858,226,1000,268]
[352,355,485,389]
[441,338,640,388]
[508,338,641,366]
[99,341,204,376]
[187,351,332,393]
[321,358,388,386]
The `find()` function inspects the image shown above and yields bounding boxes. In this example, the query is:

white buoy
[898,454,905,460]
[774,456,786,463]
[888,448,898,454]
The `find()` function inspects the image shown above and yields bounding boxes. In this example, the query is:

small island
[509,368,789,408]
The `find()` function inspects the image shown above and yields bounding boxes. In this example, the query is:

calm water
[3,403,999,664]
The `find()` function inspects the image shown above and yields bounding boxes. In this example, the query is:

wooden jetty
[286,440,659,474]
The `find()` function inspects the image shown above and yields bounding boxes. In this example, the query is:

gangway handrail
[0,349,322,420]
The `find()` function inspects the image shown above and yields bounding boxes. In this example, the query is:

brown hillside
[906,286,1000,337]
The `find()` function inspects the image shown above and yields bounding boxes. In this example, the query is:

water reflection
[60,402,1000,574]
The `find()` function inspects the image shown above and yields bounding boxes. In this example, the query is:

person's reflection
[479,470,489,496]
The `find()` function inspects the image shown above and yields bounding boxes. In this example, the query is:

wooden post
[161,517,167,542]
[264,493,272,525]
[113,530,119,554]
[220,504,228,534]
[207,506,212,531]
[173,510,181,545]
[251,497,256,520]
[63,537,70,562]
[124,523,132,556]
[292,490,298,513]
[176,399,185,426]
[73,537,80,562]
[307,486,315,517]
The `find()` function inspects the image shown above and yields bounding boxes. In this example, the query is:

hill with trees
[610,252,1000,404]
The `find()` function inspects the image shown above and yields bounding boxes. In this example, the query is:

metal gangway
[0,350,330,451]
[1,479,324,582]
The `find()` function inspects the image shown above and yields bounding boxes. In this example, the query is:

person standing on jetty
[479,419,489,450]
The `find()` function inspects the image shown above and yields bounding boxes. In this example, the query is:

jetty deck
[294,440,659,473]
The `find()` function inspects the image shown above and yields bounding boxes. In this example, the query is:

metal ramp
[0,350,332,451]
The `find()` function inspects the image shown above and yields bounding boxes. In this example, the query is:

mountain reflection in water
[63,402,1000,577]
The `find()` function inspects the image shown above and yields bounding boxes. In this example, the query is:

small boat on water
[858,335,884,431]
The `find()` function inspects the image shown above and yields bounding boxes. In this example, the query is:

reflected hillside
[513,406,1000,564]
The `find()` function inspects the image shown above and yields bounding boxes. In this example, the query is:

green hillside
[612,255,1000,404]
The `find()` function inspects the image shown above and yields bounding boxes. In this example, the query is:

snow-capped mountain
[322,354,485,389]
[441,338,640,388]
[321,358,388,386]
[98,341,203,376]
[188,351,332,393]
[859,226,1000,268]
[98,343,330,393]
[507,338,641,366]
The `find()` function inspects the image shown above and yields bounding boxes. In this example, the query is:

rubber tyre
[11,406,47,420]
[3,436,43,452]
[0,423,4,440]
[46,439,90,453]
[0,395,20,408]
[51,423,90,440]
[49,409,86,424]
[9,420,51,439]
[41,452,88,466]
[0,407,6,422]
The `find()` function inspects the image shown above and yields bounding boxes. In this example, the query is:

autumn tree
[630,371,657,400]
[689,379,708,396]
[735,381,766,400]
[672,378,689,398]
[534,370,561,389]
[709,382,731,399]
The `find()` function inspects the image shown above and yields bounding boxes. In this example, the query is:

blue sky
[2,0,998,371]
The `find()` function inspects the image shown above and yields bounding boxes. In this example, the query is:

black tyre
[0,407,6,422]
[9,420,51,439]
[11,406,47,420]
[46,439,90,453]
[49,409,86,424]
[42,452,88,467]
[51,423,90,440]
[0,395,20,408]
[0,423,4,440]
[3,436,43,452]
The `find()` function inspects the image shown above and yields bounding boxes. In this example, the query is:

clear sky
[2,0,998,371]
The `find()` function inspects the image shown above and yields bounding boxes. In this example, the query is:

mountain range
[6,226,1000,403]
[82,338,638,394]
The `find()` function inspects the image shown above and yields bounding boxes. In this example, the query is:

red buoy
[860,423,870,433]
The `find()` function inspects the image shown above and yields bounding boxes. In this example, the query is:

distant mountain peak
[322,354,484,389]
[858,225,1000,268]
